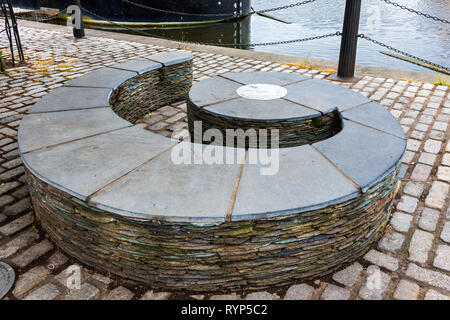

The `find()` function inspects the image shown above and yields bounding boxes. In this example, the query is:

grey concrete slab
[189,76,241,107]
[285,79,370,114]
[22,127,175,200]
[232,145,359,221]
[205,97,319,120]
[314,120,406,192]
[221,72,310,86]
[90,142,241,222]
[109,59,162,74]
[29,87,112,113]
[64,67,136,90]
[342,102,406,139]
[18,108,132,154]
[146,50,193,66]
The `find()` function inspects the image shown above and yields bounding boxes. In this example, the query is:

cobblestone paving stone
[0,26,449,300]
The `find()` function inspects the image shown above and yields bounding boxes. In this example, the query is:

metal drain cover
[0,262,15,299]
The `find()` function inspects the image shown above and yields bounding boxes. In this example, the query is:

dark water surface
[131,0,449,74]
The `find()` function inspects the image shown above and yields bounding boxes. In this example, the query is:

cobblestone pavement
[0,26,449,300]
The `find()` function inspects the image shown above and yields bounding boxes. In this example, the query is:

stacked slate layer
[111,52,193,123]
[187,72,356,148]
[18,58,407,292]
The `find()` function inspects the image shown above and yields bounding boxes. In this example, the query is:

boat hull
[12,0,252,24]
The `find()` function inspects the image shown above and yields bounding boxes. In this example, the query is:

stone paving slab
[22,127,175,200]
[205,97,320,121]
[18,108,132,153]
[314,120,406,192]
[285,78,371,114]
[146,51,193,66]
[64,67,136,90]
[221,71,310,86]
[232,145,359,220]
[342,101,406,139]
[189,76,241,107]
[90,142,241,222]
[110,59,162,74]
[28,87,112,113]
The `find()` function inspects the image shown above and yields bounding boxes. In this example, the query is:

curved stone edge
[187,98,342,148]
[18,59,407,291]
[187,72,407,195]
[19,65,405,224]
[314,120,406,193]
[20,127,177,202]
[26,165,399,292]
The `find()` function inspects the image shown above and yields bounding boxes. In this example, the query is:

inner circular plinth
[185,73,352,149]
[236,84,288,100]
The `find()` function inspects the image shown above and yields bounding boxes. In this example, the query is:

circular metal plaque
[0,262,15,299]
[236,84,288,100]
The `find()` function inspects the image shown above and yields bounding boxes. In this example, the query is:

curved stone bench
[18,53,406,292]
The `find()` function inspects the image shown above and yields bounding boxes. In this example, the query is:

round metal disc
[0,262,15,299]
[236,84,288,100]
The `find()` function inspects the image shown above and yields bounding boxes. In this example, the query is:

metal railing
[0,0,24,68]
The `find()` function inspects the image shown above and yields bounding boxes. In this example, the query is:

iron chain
[80,4,340,48]
[358,34,449,72]
[257,0,318,14]
[237,32,341,48]
[380,0,449,24]
[122,0,318,17]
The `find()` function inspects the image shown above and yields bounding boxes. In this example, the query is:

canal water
[132,0,449,74]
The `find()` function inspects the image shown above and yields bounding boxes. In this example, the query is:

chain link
[358,34,449,72]
[257,0,317,14]
[122,0,318,17]
[79,4,340,48]
[239,32,341,47]
[380,0,449,24]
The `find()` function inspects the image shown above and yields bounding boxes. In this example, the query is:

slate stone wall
[26,167,399,292]
[187,104,342,148]
[111,60,193,124]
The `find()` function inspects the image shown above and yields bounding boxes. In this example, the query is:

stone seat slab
[18,108,132,154]
[28,87,112,113]
[221,71,310,86]
[89,142,241,222]
[22,127,175,200]
[232,145,359,221]
[204,97,320,121]
[342,102,406,139]
[313,120,406,192]
[64,67,137,90]
[189,76,241,107]
[284,79,370,114]
[109,59,162,74]
[146,51,193,67]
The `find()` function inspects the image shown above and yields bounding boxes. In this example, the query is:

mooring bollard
[71,0,85,38]
[330,0,362,82]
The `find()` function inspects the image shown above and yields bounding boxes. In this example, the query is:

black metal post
[7,0,24,62]
[0,0,15,66]
[1,0,25,66]
[335,0,362,80]
[73,0,85,38]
